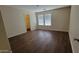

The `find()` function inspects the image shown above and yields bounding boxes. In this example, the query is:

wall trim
[37,28,68,32]
[68,32,74,53]
[8,32,26,39]
[0,50,12,53]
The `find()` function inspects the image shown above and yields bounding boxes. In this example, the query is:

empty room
[0,5,79,53]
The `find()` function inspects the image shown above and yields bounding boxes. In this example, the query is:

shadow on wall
[0,11,11,52]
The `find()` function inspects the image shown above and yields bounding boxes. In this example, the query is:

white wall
[29,12,37,30]
[69,6,79,53]
[0,6,36,38]
[0,11,11,52]
[36,7,71,32]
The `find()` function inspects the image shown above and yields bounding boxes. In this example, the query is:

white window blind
[45,14,51,26]
[37,14,51,26]
[38,15,44,25]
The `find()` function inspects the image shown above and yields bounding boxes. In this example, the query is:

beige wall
[0,6,36,38]
[69,6,79,53]
[36,7,71,32]
[0,11,11,52]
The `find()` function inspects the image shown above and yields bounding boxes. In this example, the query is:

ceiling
[7,5,69,12]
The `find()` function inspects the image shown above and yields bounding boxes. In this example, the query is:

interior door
[25,15,31,31]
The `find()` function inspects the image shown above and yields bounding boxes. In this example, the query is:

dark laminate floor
[9,30,72,53]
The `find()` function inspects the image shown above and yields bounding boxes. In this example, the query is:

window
[38,14,51,26]
[38,15,44,25]
[45,14,51,26]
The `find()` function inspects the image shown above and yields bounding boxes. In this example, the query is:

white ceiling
[7,5,69,12]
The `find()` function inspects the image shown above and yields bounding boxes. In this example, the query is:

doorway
[25,15,31,32]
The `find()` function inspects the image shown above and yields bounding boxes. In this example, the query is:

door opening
[25,15,31,32]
